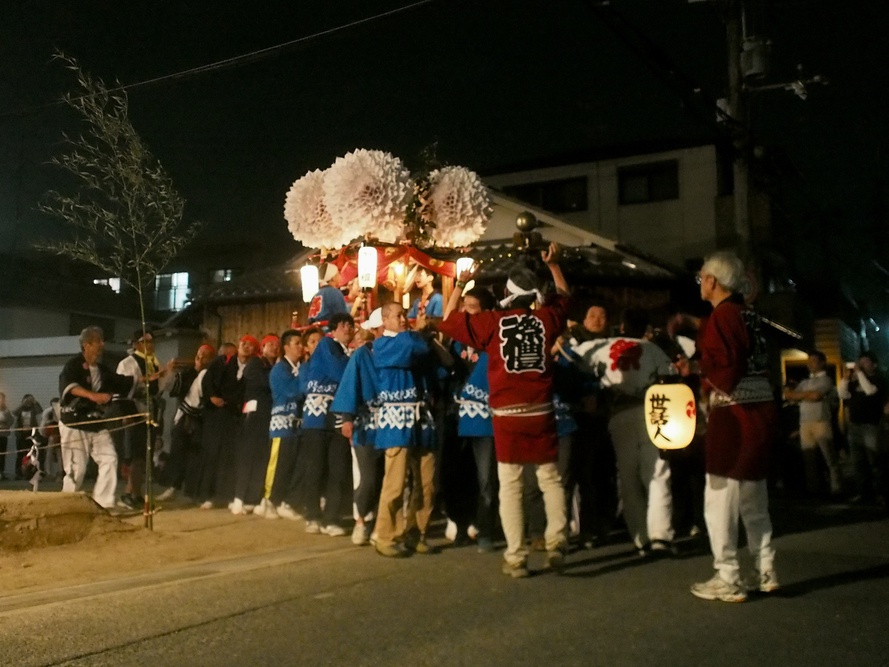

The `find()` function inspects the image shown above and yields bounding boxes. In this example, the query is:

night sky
[1,1,887,314]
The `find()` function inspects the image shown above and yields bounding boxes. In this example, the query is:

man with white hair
[58,326,135,508]
[677,251,779,602]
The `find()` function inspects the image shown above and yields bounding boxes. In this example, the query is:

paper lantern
[300,264,319,303]
[644,380,696,449]
[455,256,475,278]
[358,246,378,289]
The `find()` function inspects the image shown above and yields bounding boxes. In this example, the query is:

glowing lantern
[644,380,696,449]
[455,256,475,277]
[300,264,319,303]
[358,246,378,289]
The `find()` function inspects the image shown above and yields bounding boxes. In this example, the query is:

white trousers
[704,474,776,585]
[498,461,566,565]
[609,407,674,547]
[60,423,118,509]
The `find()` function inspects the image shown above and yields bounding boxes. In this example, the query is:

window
[155,272,190,311]
[212,269,235,283]
[618,160,679,205]
[93,277,121,293]
[502,176,588,214]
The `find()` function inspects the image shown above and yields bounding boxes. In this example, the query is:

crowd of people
[22,246,887,600]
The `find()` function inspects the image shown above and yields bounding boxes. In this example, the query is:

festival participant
[263,330,305,520]
[196,335,256,509]
[157,344,216,501]
[443,285,499,551]
[302,327,324,360]
[564,308,677,556]
[439,243,571,578]
[297,313,355,535]
[231,334,280,515]
[335,303,437,557]
[115,328,171,509]
[332,308,385,546]
[307,263,349,328]
[407,267,443,324]
[0,393,12,480]
[58,326,134,508]
[676,252,779,602]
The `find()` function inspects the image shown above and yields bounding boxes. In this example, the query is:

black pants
[353,444,384,520]
[470,437,498,541]
[300,429,352,526]
[166,415,203,497]
[572,412,618,541]
[197,408,240,503]
[269,434,303,507]
[234,411,273,505]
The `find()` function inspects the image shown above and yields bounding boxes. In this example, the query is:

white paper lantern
[455,256,474,278]
[358,246,378,289]
[300,264,319,303]
[644,380,696,449]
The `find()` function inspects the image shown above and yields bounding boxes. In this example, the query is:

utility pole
[725,0,751,253]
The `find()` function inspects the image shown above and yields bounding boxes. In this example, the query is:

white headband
[499,278,542,308]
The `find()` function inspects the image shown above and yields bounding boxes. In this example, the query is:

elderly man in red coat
[440,243,571,578]
[675,251,779,603]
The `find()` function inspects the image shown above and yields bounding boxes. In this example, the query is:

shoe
[229,498,246,515]
[412,536,436,554]
[502,560,530,578]
[376,543,409,558]
[637,543,652,558]
[254,498,279,519]
[466,524,479,540]
[529,537,546,552]
[758,570,780,593]
[276,502,302,521]
[351,523,369,546]
[243,504,255,513]
[199,500,214,510]
[477,537,495,553]
[690,574,747,603]
[321,524,346,537]
[445,519,458,542]
[545,548,566,574]
[156,487,176,502]
[369,531,378,547]
[651,539,677,557]
[116,494,137,510]
[305,520,321,534]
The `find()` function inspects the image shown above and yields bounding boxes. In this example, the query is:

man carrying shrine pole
[439,242,571,578]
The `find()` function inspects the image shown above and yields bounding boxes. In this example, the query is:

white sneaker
[157,487,176,501]
[690,574,747,603]
[321,524,346,537]
[276,502,302,521]
[445,519,458,542]
[254,498,279,519]
[305,520,321,534]
[352,523,369,546]
[199,500,214,510]
[229,498,246,515]
[243,504,255,513]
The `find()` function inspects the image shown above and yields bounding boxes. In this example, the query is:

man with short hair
[307,263,349,327]
[440,243,571,577]
[784,351,841,496]
[58,326,134,509]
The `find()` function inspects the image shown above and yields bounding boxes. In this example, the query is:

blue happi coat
[331,343,379,446]
[269,357,302,438]
[453,342,493,438]
[299,336,350,431]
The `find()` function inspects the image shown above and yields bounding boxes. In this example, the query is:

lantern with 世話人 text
[644,379,696,449]
[358,246,378,289]
[300,264,319,303]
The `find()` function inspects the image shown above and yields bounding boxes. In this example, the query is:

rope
[3,415,151,455]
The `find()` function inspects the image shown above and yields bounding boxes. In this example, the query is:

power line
[1,0,437,120]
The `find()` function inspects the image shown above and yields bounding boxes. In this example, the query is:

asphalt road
[1,500,888,667]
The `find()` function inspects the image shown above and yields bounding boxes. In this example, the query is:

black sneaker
[116,493,137,510]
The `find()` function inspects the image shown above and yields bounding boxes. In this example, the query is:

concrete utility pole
[725,0,751,252]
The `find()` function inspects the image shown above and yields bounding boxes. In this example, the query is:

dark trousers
[572,412,618,541]
[301,429,352,525]
[197,408,240,503]
[0,436,7,477]
[234,411,273,505]
[269,434,303,507]
[353,444,384,520]
[470,436,499,541]
[166,415,203,497]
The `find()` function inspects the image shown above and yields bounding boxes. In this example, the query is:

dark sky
[1,0,888,311]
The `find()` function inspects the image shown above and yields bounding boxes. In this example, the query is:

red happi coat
[698,294,778,480]
[440,294,570,464]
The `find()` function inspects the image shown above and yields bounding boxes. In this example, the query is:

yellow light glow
[644,381,696,450]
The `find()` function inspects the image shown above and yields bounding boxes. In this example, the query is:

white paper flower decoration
[284,169,355,249]
[426,166,491,247]
[323,149,414,244]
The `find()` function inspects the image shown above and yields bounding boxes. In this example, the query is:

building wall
[208,302,300,348]
[485,145,723,267]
